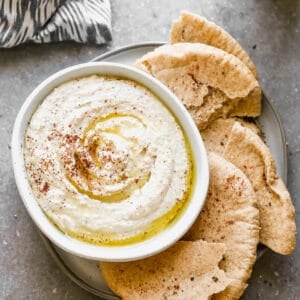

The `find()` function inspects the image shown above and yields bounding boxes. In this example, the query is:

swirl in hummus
[24,75,193,246]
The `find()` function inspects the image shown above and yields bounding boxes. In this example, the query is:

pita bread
[170,11,258,78]
[135,43,261,129]
[184,152,260,300]
[100,240,231,300]
[201,118,261,154]
[223,122,296,254]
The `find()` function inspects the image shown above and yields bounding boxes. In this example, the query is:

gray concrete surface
[0,0,299,299]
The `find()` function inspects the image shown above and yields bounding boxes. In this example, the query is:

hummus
[24,75,193,245]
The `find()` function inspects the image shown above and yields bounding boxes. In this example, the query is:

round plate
[39,42,288,298]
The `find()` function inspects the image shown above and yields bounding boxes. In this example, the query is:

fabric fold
[0,0,112,48]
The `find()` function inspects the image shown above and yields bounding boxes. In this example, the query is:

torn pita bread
[135,43,261,129]
[170,11,258,78]
[100,240,231,300]
[201,117,261,154]
[223,122,296,254]
[184,152,260,300]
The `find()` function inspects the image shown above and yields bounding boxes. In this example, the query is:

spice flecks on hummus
[24,75,192,245]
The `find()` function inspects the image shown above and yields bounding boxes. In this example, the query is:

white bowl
[11,62,209,261]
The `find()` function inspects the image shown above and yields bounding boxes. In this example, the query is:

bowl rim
[11,62,209,261]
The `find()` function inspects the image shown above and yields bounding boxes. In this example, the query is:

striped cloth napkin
[0,0,112,48]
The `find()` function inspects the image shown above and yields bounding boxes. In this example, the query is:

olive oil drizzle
[65,112,150,202]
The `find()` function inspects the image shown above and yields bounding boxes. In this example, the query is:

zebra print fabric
[0,0,112,48]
